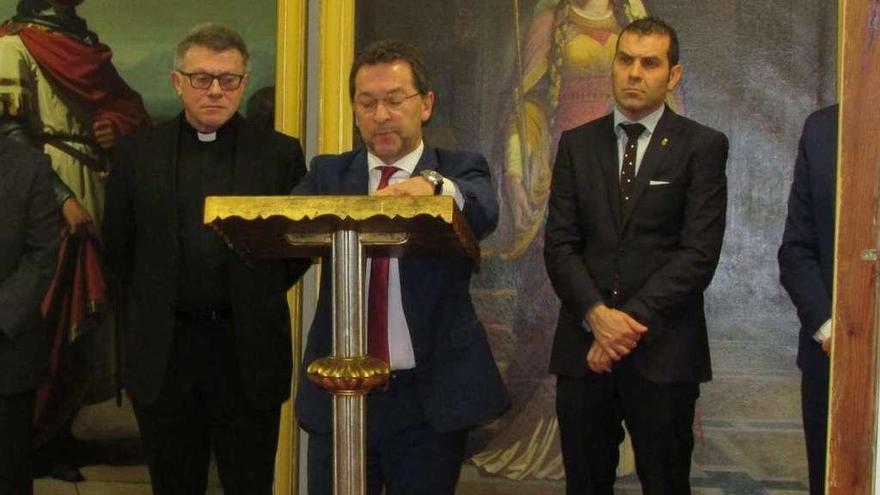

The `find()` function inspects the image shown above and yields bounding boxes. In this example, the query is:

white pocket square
[649,180,671,186]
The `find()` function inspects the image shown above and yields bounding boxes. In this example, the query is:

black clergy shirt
[174,115,238,311]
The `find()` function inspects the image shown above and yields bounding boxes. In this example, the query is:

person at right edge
[779,104,837,495]
[544,17,729,494]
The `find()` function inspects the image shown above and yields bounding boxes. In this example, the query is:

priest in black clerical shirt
[103,24,306,494]
[175,116,238,312]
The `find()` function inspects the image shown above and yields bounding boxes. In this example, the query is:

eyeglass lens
[186,72,243,90]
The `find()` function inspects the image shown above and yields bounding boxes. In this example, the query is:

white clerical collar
[197,131,217,142]
[613,104,665,136]
[367,140,424,174]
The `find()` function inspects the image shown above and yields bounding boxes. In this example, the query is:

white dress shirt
[814,319,831,343]
[365,141,463,369]
[613,104,666,175]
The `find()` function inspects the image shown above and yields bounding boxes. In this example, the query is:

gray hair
[173,23,251,71]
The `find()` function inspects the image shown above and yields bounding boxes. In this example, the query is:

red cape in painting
[34,231,107,439]
[0,20,150,135]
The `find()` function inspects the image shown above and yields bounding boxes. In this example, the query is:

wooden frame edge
[274,0,308,493]
[827,0,880,493]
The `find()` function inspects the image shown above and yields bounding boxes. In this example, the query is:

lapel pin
[661,137,669,146]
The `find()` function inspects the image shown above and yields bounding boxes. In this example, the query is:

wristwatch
[419,169,444,195]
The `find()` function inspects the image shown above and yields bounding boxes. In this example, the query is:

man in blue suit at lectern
[293,39,509,495]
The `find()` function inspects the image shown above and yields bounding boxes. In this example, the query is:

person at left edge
[293,39,509,495]
[0,136,60,494]
[103,24,307,495]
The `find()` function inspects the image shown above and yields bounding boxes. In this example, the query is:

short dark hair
[349,40,431,100]
[174,23,250,71]
[618,17,680,66]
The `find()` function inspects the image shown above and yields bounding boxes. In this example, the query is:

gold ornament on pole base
[307,356,390,395]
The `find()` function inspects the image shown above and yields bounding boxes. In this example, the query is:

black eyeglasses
[176,70,246,90]
[354,92,421,114]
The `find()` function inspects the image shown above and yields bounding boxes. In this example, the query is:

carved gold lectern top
[204,195,479,260]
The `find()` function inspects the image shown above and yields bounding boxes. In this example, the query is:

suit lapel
[621,107,680,229]
[342,150,370,194]
[411,145,438,176]
[595,116,623,231]
[156,118,181,256]
[232,115,259,194]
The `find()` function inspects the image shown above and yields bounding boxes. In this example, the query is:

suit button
[612,289,619,297]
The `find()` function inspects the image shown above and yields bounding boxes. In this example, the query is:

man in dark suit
[103,24,306,494]
[0,136,60,494]
[293,39,509,495]
[779,104,837,495]
[545,18,729,494]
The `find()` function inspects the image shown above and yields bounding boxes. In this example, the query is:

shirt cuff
[441,178,465,209]
[582,303,602,333]
[582,319,592,332]
[813,318,832,343]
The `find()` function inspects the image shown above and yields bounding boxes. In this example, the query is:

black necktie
[619,123,646,204]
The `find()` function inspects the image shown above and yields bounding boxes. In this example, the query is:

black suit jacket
[545,107,728,383]
[103,115,307,409]
[0,136,59,394]
[292,146,510,434]
[778,104,837,378]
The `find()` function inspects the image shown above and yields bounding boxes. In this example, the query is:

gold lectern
[204,195,479,495]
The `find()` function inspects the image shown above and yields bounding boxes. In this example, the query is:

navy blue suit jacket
[779,104,837,378]
[292,146,510,434]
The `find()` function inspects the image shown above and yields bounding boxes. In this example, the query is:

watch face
[421,170,443,194]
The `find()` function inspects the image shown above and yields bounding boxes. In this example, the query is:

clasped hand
[585,304,647,373]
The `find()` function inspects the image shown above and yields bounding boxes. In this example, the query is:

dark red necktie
[367,166,399,363]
